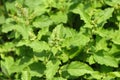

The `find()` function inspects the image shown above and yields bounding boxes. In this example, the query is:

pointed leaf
[21,71,31,80]
[29,62,46,77]
[28,40,50,52]
[72,4,91,24]
[33,16,53,28]
[67,61,93,76]
[96,8,114,24]
[45,60,61,79]
[93,50,118,67]
[2,24,15,33]
[50,11,67,24]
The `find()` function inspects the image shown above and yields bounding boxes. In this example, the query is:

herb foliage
[0,0,120,80]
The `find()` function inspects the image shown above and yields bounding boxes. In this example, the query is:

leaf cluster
[0,0,120,80]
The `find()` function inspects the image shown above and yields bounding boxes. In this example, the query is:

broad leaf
[28,40,50,52]
[50,11,67,24]
[52,77,67,80]
[15,24,31,40]
[96,8,114,24]
[72,3,91,24]
[45,60,61,79]
[67,61,93,76]
[21,71,31,80]
[1,57,14,76]
[2,24,15,33]
[33,16,53,28]
[93,50,118,67]
[111,31,120,45]
[29,62,46,77]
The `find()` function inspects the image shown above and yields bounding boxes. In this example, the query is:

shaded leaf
[29,62,46,77]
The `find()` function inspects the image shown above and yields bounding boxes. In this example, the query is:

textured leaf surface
[67,61,93,76]
[21,71,31,80]
[50,11,67,24]
[29,62,46,77]
[93,51,118,67]
[72,4,91,24]
[28,40,50,52]
[45,60,61,79]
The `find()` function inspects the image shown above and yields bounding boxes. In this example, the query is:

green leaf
[90,71,103,79]
[108,72,120,78]
[61,26,77,38]
[28,40,50,52]
[6,1,17,14]
[109,44,120,54]
[50,11,67,24]
[67,61,93,76]
[57,52,69,63]
[62,33,90,59]
[31,6,46,17]
[95,27,113,38]
[96,8,114,24]
[37,27,49,40]
[86,55,95,65]
[15,24,31,40]
[50,24,64,39]
[10,57,33,73]
[95,37,108,51]
[0,15,5,24]
[104,0,120,7]
[2,24,31,39]
[62,33,90,48]
[72,3,91,24]
[0,42,15,53]
[1,63,9,77]
[111,31,120,45]
[25,0,44,9]
[52,77,67,80]
[33,16,53,28]
[45,60,61,79]
[2,24,15,33]
[1,57,14,76]
[21,71,31,80]
[29,62,46,77]
[93,50,118,67]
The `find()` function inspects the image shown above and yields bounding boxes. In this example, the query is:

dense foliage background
[0,0,120,80]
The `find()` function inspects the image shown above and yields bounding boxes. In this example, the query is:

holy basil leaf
[29,62,46,77]
[52,77,67,80]
[0,15,5,24]
[33,15,53,28]
[21,71,31,80]
[67,61,93,76]
[2,24,15,33]
[72,3,91,24]
[45,60,61,79]
[1,57,14,76]
[111,31,120,45]
[96,8,114,25]
[95,37,108,51]
[28,40,50,52]
[93,50,118,67]
[15,24,32,40]
[50,11,67,24]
